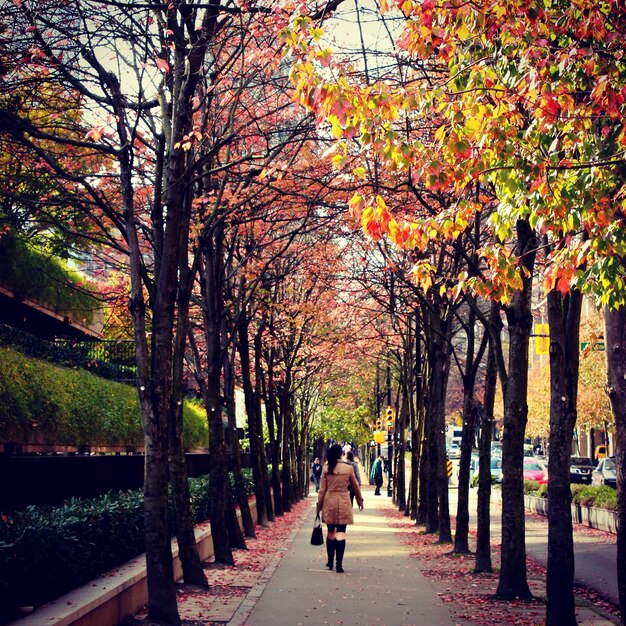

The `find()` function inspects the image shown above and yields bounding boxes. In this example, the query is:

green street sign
[581,342,605,352]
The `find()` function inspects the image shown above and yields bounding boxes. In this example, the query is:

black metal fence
[0,324,137,384]
[0,453,211,511]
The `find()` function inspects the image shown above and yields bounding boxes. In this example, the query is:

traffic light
[376,419,382,430]
[386,407,394,431]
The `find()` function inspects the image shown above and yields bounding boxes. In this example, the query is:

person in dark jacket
[370,455,384,495]
[310,457,323,492]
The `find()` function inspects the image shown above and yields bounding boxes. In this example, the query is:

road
[447,481,619,606]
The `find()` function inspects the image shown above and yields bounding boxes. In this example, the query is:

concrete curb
[524,494,618,534]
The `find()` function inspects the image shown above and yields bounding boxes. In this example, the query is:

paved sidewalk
[128,483,621,626]
[238,486,457,626]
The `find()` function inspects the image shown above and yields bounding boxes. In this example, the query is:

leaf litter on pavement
[381,504,621,626]
[126,499,309,626]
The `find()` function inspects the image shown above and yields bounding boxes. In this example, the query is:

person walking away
[371,455,384,495]
[317,443,364,573]
[310,457,323,492]
[345,450,361,506]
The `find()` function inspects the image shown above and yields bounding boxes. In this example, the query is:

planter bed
[9,502,257,626]
[524,495,617,534]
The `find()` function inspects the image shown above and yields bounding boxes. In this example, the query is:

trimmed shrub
[0,347,207,449]
[523,479,542,494]
[0,233,100,325]
[571,484,617,511]
[526,482,617,511]
[0,472,255,610]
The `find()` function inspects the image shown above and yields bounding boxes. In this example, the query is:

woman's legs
[326,524,346,574]
[325,526,337,569]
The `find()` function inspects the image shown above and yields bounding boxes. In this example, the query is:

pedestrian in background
[310,457,323,493]
[317,443,364,573]
[370,455,384,495]
[345,450,361,506]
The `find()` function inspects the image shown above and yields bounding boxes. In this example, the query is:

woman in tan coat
[316,443,364,573]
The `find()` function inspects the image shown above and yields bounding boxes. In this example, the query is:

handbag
[310,512,323,546]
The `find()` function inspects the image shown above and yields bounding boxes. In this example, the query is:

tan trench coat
[316,460,363,525]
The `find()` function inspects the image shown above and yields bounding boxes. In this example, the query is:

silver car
[591,457,617,488]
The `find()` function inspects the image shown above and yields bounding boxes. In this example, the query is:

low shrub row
[0,471,255,612]
[571,484,618,511]
[524,480,617,511]
[0,346,208,450]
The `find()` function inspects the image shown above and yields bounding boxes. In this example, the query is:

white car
[447,443,461,459]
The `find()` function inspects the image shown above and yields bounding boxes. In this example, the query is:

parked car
[592,456,617,488]
[594,445,607,461]
[489,457,503,483]
[447,443,461,459]
[491,442,502,458]
[469,455,503,485]
[570,456,594,484]
[523,458,548,484]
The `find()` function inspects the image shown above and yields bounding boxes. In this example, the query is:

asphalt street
[448,474,619,606]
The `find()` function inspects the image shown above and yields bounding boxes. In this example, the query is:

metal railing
[0,324,137,384]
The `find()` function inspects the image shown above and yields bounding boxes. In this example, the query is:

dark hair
[326,443,343,474]
[346,451,354,461]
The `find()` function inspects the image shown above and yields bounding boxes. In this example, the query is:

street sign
[374,431,386,444]
[581,341,605,351]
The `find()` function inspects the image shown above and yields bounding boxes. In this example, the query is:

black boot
[335,539,346,573]
[325,538,335,570]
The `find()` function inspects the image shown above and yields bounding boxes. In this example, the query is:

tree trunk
[604,305,626,623]
[396,388,407,511]
[424,391,439,533]
[265,356,284,516]
[168,239,207,587]
[237,313,270,526]
[280,390,295,513]
[255,327,275,522]
[224,474,247,549]
[224,354,256,538]
[417,436,429,525]
[546,289,582,626]
[168,403,208,586]
[454,305,486,554]
[496,218,536,600]
[200,228,234,565]
[429,312,452,543]
[137,393,178,624]
[453,386,477,553]
[475,306,499,573]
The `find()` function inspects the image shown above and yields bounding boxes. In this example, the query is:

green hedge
[0,346,208,449]
[0,233,100,325]
[524,481,617,511]
[0,471,255,610]
[571,484,618,511]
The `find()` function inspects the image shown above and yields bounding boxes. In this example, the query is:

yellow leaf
[457,22,471,41]
[332,153,348,168]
